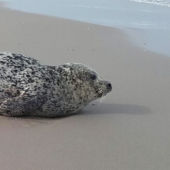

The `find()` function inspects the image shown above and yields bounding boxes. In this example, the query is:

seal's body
[0,52,112,117]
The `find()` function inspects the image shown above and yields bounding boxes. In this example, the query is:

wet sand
[0,3,170,170]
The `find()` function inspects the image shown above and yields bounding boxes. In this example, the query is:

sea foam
[130,0,170,7]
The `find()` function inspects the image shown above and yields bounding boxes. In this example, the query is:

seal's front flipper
[0,95,46,116]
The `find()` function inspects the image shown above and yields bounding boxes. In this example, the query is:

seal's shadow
[82,103,152,115]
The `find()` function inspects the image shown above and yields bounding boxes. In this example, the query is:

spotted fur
[0,52,112,117]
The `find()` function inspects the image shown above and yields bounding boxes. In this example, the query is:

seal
[0,52,112,117]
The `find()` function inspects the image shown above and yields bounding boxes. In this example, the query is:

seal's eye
[90,74,97,80]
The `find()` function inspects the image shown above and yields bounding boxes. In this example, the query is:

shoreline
[2,0,170,57]
[0,3,170,170]
[0,2,169,60]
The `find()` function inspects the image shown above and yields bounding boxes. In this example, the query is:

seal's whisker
[100,95,106,103]
[96,88,104,94]
[97,95,106,107]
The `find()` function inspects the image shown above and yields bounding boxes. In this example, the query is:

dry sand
[0,3,170,170]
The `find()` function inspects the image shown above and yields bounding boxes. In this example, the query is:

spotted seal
[0,52,112,117]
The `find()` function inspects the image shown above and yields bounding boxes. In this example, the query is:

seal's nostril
[107,83,112,89]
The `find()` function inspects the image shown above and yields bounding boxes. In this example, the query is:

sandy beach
[0,2,170,170]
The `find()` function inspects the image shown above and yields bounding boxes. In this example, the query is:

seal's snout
[106,82,112,92]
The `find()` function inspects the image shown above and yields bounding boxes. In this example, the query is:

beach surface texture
[0,3,170,170]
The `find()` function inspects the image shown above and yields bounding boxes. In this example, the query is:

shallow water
[2,0,170,56]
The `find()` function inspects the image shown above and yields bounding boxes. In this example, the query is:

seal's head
[57,63,112,105]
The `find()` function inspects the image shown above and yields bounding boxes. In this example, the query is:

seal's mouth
[96,89,106,98]
[98,92,103,98]
[96,85,112,98]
